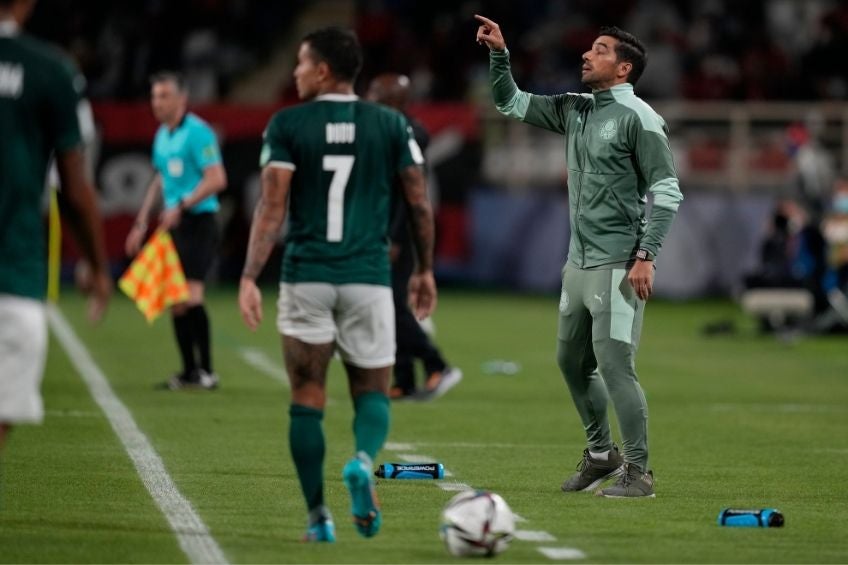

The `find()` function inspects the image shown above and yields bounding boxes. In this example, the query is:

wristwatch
[635,248,654,261]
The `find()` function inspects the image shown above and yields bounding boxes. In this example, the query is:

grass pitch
[1,288,846,563]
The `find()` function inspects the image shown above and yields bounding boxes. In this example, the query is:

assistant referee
[125,72,227,390]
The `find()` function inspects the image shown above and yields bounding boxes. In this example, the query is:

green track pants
[556,263,650,471]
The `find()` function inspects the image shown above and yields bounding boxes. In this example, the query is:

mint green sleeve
[489,49,576,134]
[632,119,683,257]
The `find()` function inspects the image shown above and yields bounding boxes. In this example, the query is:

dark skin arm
[56,147,112,322]
[399,164,437,319]
[238,165,292,331]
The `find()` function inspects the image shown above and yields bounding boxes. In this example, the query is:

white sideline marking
[515,530,557,542]
[710,403,838,413]
[48,307,228,565]
[384,442,416,451]
[416,441,563,449]
[237,347,289,387]
[537,547,587,560]
[438,482,473,492]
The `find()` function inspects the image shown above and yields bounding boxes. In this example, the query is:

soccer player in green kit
[238,28,435,541]
[1,0,111,453]
[476,15,683,498]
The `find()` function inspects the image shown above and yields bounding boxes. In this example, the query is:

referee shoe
[160,369,219,391]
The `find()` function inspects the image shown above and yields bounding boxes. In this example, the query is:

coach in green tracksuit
[476,15,683,498]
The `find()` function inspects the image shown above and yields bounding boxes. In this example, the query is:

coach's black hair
[302,27,363,83]
[598,26,647,85]
[149,71,187,92]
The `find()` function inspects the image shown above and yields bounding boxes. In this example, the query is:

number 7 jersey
[260,93,424,286]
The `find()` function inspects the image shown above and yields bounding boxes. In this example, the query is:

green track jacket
[489,49,683,268]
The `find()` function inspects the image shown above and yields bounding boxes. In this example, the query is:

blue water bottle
[717,508,784,527]
[374,462,444,479]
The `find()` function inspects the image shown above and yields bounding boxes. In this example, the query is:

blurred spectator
[18,0,848,103]
[742,199,829,332]
[822,177,848,291]
[785,115,836,221]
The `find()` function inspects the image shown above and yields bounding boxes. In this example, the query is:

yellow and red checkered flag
[119,230,189,323]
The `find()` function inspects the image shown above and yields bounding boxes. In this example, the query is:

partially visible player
[125,72,227,390]
[238,27,435,541]
[366,73,462,401]
[1,0,111,452]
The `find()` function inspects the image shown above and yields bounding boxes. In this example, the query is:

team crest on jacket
[599,119,617,140]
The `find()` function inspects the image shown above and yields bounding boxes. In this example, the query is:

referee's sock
[188,304,212,373]
[172,311,196,376]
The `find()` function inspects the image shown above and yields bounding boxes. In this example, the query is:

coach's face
[294,42,327,100]
[581,35,629,90]
[150,80,186,124]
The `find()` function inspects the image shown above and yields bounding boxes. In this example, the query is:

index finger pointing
[474,14,497,27]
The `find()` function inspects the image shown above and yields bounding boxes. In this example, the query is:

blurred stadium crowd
[17,0,848,319]
[26,0,848,103]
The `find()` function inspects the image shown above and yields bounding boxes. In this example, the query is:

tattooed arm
[238,165,292,330]
[399,164,437,319]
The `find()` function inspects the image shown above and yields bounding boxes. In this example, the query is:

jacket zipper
[574,107,590,268]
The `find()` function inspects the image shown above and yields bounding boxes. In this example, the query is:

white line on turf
[48,307,228,565]
[438,482,473,492]
[710,403,839,413]
[237,346,289,387]
[391,440,563,449]
[537,547,587,560]
[515,530,557,542]
[384,442,416,451]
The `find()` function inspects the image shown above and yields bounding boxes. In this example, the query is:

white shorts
[0,294,47,424]
[277,283,395,368]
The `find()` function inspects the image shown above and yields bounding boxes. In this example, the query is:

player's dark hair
[302,27,363,83]
[149,71,187,92]
[599,26,647,85]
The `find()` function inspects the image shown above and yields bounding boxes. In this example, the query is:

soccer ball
[439,490,515,557]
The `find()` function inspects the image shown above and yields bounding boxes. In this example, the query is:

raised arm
[476,14,575,134]
[399,164,436,320]
[238,165,292,330]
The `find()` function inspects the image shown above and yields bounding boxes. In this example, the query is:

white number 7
[322,155,355,242]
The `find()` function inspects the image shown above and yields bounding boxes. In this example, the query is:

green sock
[352,392,390,462]
[289,404,325,512]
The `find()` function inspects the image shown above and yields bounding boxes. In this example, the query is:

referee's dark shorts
[171,212,219,282]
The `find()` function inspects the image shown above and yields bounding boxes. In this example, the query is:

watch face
[636,250,647,260]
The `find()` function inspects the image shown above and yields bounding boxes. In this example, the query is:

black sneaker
[595,462,655,498]
[561,445,624,492]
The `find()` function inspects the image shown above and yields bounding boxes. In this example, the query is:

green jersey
[261,94,424,285]
[0,23,83,299]
[490,49,683,268]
